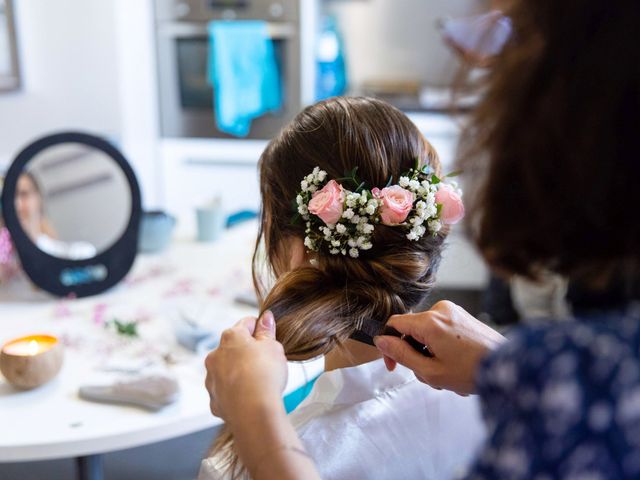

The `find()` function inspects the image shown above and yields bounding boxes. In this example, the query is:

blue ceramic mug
[138,211,176,253]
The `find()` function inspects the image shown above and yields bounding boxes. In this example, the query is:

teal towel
[283,375,320,414]
[207,21,282,137]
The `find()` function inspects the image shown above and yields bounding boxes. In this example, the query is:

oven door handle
[157,22,296,39]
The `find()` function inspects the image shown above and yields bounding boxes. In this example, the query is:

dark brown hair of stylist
[461,0,640,285]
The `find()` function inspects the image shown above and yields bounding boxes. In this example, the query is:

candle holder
[0,334,64,389]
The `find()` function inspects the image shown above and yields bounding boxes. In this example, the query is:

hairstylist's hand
[374,301,506,395]
[204,311,288,426]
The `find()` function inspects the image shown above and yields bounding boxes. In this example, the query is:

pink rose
[308,180,345,225]
[374,185,415,225]
[435,184,465,224]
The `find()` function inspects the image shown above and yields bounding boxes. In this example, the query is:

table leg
[76,454,104,480]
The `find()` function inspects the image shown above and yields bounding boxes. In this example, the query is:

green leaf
[431,174,441,185]
[445,170,462,178]
[355,181,366,193]
[109,318,139,337]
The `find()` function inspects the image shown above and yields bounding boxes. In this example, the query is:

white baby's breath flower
[342,208,355,220]
[348,238,357,247]
[359,195,368,205]
[317,170,327,182]
[336,223,347,234]
[308,185,318,193]
[409,179,421,191]
[296,195,303,205]
[300,180,309,191]
[399,176,410,188]
[332,240,341,247]
[365,204,376,215]
[306,174,314,183]
[407,231,418,241]
[349,248,359,258]
[428,220,442,233]
[361,242,373,250]
[298,205,308,215]
[421,180,430,189]
[304,236,315,250]
[363,224,374,234]
[341,249,347,255]
[330,248,339,255]
[350,215,361,224]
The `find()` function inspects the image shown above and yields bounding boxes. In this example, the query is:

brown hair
[212,96,446,476]
[460,0,640,283]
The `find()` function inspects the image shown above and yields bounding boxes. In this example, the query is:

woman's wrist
[228,394,320,480]
[225,391,287,434]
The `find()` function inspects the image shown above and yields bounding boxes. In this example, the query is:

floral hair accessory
[294,164,464,258]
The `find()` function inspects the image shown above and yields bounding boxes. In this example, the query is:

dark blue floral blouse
[468,308,640,479]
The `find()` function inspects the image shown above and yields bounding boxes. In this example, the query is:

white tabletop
[0,223,324,462]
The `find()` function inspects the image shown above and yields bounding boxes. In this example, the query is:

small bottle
[316,15,348,101]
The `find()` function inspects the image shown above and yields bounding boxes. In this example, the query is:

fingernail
[373,336,388,350]
[260,310,275,330]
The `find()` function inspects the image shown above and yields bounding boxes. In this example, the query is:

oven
[154,0,303,139]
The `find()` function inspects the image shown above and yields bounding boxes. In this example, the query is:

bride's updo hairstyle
[210,97,449,478]
[255,96,447,359]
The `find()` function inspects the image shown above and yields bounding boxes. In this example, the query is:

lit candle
[0,334,64,389]
[2,336,57,356]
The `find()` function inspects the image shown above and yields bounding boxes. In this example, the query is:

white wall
[0,0,121,169]
[326,0,487,89]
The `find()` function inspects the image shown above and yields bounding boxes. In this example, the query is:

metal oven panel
[154,0,302,139]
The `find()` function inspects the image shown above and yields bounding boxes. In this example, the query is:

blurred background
[1,2,534,479]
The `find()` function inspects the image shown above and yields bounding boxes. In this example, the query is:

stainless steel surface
[156,21,295,39]
[154,0,302,139]
[0,0,20,92]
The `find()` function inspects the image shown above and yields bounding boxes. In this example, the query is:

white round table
[0,223,323,480]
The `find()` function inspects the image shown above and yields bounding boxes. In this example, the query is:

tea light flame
[1,335,58,356]
[27,340,39,356]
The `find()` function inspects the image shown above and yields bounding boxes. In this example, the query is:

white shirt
[36,234,96,260]
[199,358,486,480]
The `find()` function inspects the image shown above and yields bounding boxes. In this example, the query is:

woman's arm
[374,301,506,395]
[204,313,321,480]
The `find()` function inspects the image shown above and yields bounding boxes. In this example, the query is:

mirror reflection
[14,143,132,259]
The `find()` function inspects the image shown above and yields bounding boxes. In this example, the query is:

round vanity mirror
[1,132,142,297]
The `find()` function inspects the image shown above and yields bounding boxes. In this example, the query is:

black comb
[350,326,434,357]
